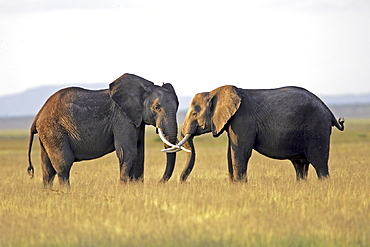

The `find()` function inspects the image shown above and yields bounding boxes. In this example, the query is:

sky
[1,0,370,98]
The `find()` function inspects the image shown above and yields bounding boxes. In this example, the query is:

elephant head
[182,85,241,137]
[164,85,241,181]
[109,73,179,181]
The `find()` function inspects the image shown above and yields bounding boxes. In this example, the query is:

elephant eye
[193,105,201,112]
[154,104,161,112]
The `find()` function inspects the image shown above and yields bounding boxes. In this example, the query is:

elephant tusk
[158,129,192,153]
[176,134,192,147]
[180,146,192,153]
[158,128,179,148]
[161,147,181,153]
[161,146,191,153]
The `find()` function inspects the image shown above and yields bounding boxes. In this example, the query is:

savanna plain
[1,120,369,246]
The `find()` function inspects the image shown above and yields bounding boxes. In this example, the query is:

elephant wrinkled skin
[27,73,179,187]
[179,85,344,182]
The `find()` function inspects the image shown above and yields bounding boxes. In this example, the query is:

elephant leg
[228,138,251,182]
[306,138,330,179]
[227,127,256,182]
[40,141,56,188]
[290,157,309,180]
[114,130,139,183]
[53,152,74,187]
[233,150,251,182]
[39,137,74,187]
[44,141,74,187]
[116,146,137,183]
[131,125,145,182]
[308,154,329,179]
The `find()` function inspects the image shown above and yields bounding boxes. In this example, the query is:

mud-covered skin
[28,73,179,187]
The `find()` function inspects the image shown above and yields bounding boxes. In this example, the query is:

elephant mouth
[158,129,191,153]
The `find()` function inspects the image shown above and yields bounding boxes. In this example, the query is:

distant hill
[0,85,369,130]
[320,93,370,105]
[0,84,195,118]
[0,83,107,117]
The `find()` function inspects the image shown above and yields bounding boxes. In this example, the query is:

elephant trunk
[158,113,178,182]
[180,135,195,182]
[158,114,178,146]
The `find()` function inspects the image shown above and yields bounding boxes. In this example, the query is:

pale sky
[1,0,370,97]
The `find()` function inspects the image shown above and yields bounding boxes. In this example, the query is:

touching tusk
[158,128,192,153]
[161,147,181,153]
[174,134,192,152]
[180,146,191,153]
[177,134,191,147]
[161,146,191,153]
[158,128,178,148]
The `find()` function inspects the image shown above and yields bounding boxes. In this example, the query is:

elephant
[27,73,180,187]
[165,85,344,182]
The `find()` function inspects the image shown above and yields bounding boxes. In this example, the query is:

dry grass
[0,119,369,246]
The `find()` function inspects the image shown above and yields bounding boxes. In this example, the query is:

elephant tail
[27,123,37,178]
[332,117,345,131]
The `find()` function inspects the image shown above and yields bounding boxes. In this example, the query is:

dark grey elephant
[27,73,179,187]
[167,85,344,182]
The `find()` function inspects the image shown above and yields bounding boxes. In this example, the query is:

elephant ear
[109,73,154,127]
[210,85,241,136]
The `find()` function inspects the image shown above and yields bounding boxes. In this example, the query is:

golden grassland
[0,120,369,246]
